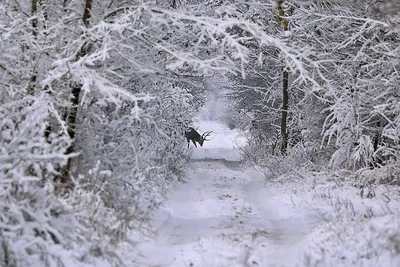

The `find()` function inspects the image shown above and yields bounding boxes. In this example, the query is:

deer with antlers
[185,127,212,148]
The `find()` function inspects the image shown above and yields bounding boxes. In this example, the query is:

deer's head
[198,131,212,146]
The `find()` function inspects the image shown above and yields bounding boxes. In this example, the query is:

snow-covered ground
[132,85,400,267]
[189,120,245,162]
[133,119,400,267]
[133,120,313,266]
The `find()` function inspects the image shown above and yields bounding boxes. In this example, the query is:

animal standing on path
[185,127,212,148]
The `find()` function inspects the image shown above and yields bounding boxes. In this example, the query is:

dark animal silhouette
[185,127,212,148]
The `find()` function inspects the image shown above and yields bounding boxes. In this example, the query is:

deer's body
[185,127,211,148]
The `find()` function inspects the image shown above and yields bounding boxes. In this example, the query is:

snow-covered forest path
[135,121,314,267]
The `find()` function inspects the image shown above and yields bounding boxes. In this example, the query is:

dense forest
[0,0,399,266]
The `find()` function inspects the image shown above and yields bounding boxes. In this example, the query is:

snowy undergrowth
[302,215,400,267]
[0,97,136,267]
[271,167,400,267]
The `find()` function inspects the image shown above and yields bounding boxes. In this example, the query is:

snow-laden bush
[261,144,332,181]
[302,215,400,267]
[291,168,400,267]
[233,2,399,185]
[0,96,76,266]
[73,83,194,228]
[64,171,134,266]
[353,157,400,187]
[292,3,400,171]
[0,95,136,267]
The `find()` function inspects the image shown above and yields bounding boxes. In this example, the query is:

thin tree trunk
[28,0,38,96]
[58,0,93,185]
[82,0,93,26]
[39,0,52,141]
[371,120,381,167]
[31,0,38,36]
[277,0,290,154]
[280,69,289,154]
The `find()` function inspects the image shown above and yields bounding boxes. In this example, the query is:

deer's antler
[201,131,212,141]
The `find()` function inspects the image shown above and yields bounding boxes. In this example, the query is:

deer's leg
[186,137,190,148]
[192,140,197,147]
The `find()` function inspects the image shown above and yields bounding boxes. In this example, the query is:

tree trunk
[277,0,290,154]
[371,120,381,167]
[280,69,289,154]
[28,0,38,96]
[82,0,93,27]
[58,0,93,185]
[31,0,38,37]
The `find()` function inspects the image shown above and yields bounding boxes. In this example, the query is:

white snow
[134,120,316,267]
[131,92,400,267]
[132,118,400,267]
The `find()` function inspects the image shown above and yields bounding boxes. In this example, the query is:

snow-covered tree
[2,0,326,266]
[227,1,399,181]
[287,2,400,173]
